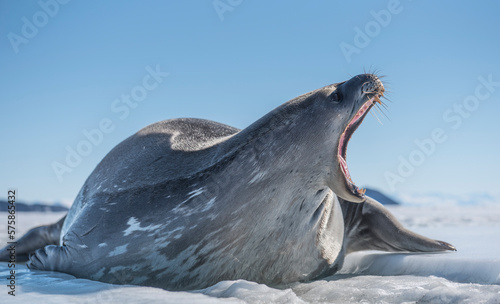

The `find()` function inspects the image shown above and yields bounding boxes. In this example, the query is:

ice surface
[1,204,499,303]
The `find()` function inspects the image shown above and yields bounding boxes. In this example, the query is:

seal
[0,73,456,290]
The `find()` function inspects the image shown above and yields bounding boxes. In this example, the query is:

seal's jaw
[337,92,384,202]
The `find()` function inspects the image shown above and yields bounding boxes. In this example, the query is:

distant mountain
[395,192,499,206]
[0,200,69,212]
[364,188,400,205]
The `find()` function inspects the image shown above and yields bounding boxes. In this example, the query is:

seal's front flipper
[340,197,456,254]
[0,216,66,262]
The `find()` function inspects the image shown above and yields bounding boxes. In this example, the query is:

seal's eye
[330,90,343,102]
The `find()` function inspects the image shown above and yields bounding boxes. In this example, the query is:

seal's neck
[219,91,338,187]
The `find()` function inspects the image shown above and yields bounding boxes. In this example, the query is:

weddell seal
[0,73,456,290]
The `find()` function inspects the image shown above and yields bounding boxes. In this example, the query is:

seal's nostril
[362,82,376,93]
[361,77,384,95]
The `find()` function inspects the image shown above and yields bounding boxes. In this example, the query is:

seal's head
[330,73,385,202]
[225,73,385,204]
[279,73,385,203]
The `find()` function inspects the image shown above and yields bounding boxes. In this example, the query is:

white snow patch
[199,280,305,303]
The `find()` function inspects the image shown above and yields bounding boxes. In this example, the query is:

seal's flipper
[0,216,66,262]
[26,244,73,273]
[340,197,456,253]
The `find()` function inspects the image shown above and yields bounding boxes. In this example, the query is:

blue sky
[1,0,499,205]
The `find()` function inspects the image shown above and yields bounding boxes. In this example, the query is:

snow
[1,203,500,303]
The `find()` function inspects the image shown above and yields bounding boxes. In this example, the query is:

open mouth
[337,95,383,197]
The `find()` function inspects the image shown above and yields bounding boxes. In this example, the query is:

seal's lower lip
[338,96,380,197]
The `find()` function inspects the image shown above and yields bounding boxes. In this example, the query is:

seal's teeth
[357,188,366,195]
[374,96,381,104]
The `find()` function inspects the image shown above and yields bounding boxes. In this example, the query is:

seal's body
[0,74,455,290]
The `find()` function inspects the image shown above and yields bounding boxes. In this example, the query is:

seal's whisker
[379,82,391,92]
[373,104,384,116]
[365,65,373,75]
[381,95,393,103]
[366,66,384,78]
[375,104,391,122]
[368,65,376,75]
[379,101,390,110]
[344,71,354,79]
[370,110,384,125]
